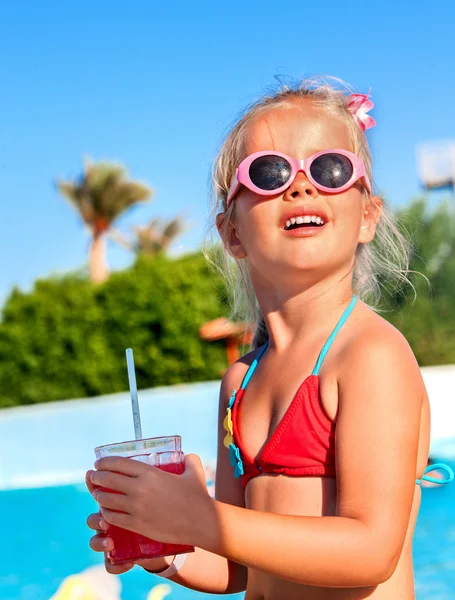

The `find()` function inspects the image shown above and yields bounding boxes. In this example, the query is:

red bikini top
[223,296,357,487]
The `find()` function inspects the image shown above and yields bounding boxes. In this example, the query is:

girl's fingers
[104,556,134,575]
[86,512,108,532]
[93,489,130,513]
[101,507,133,531]
[86,471,96,495]
[89,470,134,495]
[89,533,113,553]
[94,456,149,477]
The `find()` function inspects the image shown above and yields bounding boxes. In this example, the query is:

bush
[381,197,455,366]
[0,253,229,407]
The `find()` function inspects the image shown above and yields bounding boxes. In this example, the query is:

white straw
[126,348,143,440]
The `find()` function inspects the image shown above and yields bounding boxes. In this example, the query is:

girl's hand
[86,511,173,575]
[88,454,210,546]
[86,471,172,574]
[86,468,136,575]
[86,510,134,574]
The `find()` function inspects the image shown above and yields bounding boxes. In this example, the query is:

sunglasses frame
[226,149,371,206]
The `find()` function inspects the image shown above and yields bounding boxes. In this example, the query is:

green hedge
[382,198,455,366]
[0,253,229,407]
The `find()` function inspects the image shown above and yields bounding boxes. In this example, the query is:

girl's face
[220,101,381,288]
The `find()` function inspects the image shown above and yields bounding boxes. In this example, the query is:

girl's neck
[253,274,355,352]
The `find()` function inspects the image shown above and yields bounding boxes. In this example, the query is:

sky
[1,1,454,307]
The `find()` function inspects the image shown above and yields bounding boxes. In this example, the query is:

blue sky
[1,1,454,307]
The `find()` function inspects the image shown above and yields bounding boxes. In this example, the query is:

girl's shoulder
[336,302,425,394]
[351,302,415,353]
[219,346,264,409]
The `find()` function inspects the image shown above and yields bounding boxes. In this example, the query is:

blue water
[1,463,454,600]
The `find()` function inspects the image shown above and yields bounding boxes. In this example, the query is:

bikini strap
[239,296,357,387]
[415,463,454,485]
[240,341,269,390]
[312,296,358,376]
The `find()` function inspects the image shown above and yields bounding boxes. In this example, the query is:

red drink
[94,437,195,565]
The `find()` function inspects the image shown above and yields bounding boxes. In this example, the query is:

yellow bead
[223,432,234,448]
[223,409,233,436]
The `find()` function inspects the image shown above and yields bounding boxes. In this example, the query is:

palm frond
[111,216,185,256]
[56,159,153,233]
[162,218,184,242]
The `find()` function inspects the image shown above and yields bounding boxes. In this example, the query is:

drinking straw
[126,348,143,440]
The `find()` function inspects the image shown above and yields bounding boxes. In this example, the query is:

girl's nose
[284,171,318,200]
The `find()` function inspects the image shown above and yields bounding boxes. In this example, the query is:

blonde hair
[206,76,412,348]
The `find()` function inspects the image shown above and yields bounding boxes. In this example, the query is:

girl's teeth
[284,215,325,229]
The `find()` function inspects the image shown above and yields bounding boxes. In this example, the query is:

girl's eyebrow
[290,148,328,158]
[303,148,320,157]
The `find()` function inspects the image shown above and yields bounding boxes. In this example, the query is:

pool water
[1,463,454,600]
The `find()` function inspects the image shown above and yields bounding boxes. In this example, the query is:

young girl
[86,77,453,599]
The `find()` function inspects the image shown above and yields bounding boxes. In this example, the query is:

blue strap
[312,296,358,376]
[240,296,358,387]
[240,341,269,390]
[415,463,454,485]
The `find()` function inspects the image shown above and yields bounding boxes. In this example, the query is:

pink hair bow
[346,93,376,132]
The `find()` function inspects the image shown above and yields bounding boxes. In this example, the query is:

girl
[86,77,453,599]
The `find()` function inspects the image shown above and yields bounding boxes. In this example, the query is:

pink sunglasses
[227,149,371,206]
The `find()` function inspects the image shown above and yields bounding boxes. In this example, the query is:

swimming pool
[1,461,454,600]
[1,380,454,599]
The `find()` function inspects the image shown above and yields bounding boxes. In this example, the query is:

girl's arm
[146,361,249,594]
[193,328,423,588]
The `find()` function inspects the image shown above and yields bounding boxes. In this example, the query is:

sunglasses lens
[310,153,353,189]
[249,155,292,191]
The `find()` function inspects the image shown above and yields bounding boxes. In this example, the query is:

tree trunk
[89,233,108,283]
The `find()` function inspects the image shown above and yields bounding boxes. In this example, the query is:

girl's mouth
[284,215,325,231]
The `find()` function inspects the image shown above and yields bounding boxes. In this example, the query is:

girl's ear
[216,212,247,259]
[358,196,383,244]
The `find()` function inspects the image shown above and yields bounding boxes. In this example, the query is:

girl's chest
[235,357,339,460]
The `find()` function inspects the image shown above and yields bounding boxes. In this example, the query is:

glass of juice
[94,435,195,565]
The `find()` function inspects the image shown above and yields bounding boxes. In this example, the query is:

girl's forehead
[244,104,352,156]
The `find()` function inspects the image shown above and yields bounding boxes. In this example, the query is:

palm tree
[57,159,152,283]
[110,217,185,257]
